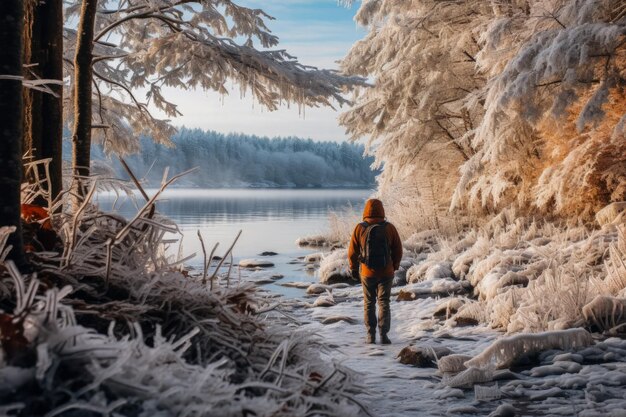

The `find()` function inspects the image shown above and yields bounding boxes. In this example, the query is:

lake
[96,188,371,296]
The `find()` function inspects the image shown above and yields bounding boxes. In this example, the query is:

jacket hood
[363,198,385,219]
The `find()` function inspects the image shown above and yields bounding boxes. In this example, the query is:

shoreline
[275,219,626,415]
[4,187,626,416]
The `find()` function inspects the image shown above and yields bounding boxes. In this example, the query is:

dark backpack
[360,221,390,269]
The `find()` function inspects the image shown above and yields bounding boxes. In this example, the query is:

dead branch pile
[0,172,368,416]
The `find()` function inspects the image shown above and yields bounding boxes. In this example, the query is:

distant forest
[85,128,378,188]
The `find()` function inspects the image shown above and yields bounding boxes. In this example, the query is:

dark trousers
[361,276,393,337]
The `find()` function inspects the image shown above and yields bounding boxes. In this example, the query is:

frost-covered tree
[340,0,493,224]
[453,0,626,219]
[71,0,98,197]
[64,0,362,194]
[342,0,626,225]
[90,128,377,188]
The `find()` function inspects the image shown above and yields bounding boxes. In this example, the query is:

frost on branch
[63,0,364,155]
[339,0,488,223]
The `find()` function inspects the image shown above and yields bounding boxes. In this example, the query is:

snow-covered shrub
[478,270,528,302]
[406,261,437,284]
[451,236,490,279]
[0,264,364,416]
[433,298,467,319]
[582,295,626,333]
[438,354,473,374]
[296,234,339,248]
[318,249,351,285]
[304,252,324,264]
[404,213,624,332]
[425,262,454,281]
[606,224,626,295]
[403,230,441,254]
[448,301,486,327]
[327,207,361,247]
[485,287,524,331]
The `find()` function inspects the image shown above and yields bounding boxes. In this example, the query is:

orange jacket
[348,199,402,279]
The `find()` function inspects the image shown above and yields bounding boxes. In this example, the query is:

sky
[162,0,365,142]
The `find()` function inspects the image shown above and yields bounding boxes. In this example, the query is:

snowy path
[296,287,500,416]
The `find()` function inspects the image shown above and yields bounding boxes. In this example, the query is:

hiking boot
[366,334,376,344]
[380,334,391,345]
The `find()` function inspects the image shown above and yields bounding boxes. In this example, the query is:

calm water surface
[96,188,370,296]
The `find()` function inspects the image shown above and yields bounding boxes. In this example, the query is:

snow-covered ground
[299,289,498,416]
[290,283,626,416]
[270,217,626,416]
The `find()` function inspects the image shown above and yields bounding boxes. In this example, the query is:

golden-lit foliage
[343,0,626,225]
[535,87,626,219]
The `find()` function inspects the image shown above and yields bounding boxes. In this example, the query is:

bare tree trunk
[23,0,63,203]
[72,0,98,202]
[39,0,64,201]
[23,0,43,185]
[0,0,25,264]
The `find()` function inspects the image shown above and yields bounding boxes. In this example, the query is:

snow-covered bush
[404,211,625,332]
[318,249,352,285]
[596,201,626,226]
[448,301,486,328]
[583,295,626,332]
[0,263,363,416]
[327,207,361,247]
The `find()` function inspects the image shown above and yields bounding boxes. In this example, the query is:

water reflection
[98,189,369,223]
[96,188,370,261]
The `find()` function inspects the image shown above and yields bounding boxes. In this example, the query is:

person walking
[348,199,402,344]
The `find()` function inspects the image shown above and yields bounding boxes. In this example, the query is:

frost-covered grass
[318,249,352,285]
[326,207,361,246]
[297,208,360,250]
[399,210,626,334]
[0,179,368,416]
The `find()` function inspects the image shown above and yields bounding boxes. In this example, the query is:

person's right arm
[348,224,361,274]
